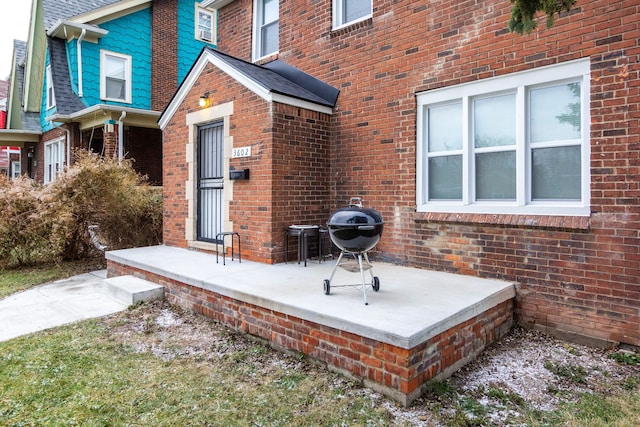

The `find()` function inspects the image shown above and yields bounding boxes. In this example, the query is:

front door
[197,121,224,243]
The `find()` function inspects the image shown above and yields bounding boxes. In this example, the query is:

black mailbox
[229,168,250,180]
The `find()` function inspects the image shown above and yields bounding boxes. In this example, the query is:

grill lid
[327,198,383,252]
[327,197,383,227]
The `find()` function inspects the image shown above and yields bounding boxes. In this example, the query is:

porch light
[199,92,210,108]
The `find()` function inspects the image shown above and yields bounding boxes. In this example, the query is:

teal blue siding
[43,1,216,120]
[77,8,152,109]
[66,40,79,96]
[177,0,216,83]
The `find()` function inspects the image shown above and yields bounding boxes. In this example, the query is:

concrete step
[102,275,164,306]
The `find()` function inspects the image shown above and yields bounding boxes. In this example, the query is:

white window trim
[332,0,372,30]
[252,0,279,62]
[100,50,132,103]
[11,161,21,179]
[195,5,216,43]
[416,59,591,217]
[46,65,56,110]
[44,137,66,184]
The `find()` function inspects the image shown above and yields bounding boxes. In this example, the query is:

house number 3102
[232,146,251,158]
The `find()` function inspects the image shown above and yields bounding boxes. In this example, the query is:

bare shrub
[0,175,56,267]
[0,150,162,268]
[45,150,163,260]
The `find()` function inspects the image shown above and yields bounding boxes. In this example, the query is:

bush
[0,150,162,268]
[0,176,54,267]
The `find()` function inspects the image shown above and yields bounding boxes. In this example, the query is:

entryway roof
[159,48,339,129]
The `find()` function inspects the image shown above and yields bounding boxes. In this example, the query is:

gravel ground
[105,301,639,426]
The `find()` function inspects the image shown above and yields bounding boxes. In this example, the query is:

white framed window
[100,50,132,103]
[11,161,21,179]
[196,6,216,43]
[46,65,56,109]
[333,0,372,29]
[416,59,590,217]
[44,137,66,184]
[252,0,279,61]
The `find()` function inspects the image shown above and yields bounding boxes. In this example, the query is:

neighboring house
[0,79,7,120]
[158,0,639,349]
[0,0,218,184]
[0,79,22,178]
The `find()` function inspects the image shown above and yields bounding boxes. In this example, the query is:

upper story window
[46,65,56,110]
[253,0,278,61]
[196,6,215,43]
[333,0,372,29]
[416,59,590,217]
[100,50,132,103]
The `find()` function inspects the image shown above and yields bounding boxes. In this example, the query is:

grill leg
[357,252,368,305]
[364,252,375,282]
[327,251,345,282]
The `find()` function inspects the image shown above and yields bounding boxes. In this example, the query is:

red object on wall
[0,110,6,129]
[0,147,8,168]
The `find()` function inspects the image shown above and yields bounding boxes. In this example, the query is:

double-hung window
[46,65,56,110]
[44,137,66,184]
[253,0,278,60]
[100,50,132,103]
[196,6,215,43]
[333,0,372,29]
[416,59,590,216]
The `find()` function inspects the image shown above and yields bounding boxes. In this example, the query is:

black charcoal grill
[324,198,384,305]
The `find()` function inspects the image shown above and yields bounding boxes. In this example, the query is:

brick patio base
[108,260,513,405]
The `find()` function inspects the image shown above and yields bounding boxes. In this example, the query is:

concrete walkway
[0,270,129,342]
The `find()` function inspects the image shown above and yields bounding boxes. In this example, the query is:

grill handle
[349,197,363,208]
[357,225,375,231]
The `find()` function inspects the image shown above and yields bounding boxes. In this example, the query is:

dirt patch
[104,301,639,426]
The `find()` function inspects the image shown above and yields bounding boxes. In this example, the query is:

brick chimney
[151,0,178,112]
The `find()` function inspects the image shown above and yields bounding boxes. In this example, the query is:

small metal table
[285,225,320,267]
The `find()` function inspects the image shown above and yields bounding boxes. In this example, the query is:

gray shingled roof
[42,0,122,31]
[11,40,41,131]
[13,40,26,68]
[205,47,339,108]
[48,37,86,114]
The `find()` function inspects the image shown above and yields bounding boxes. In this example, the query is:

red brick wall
[107,259,514,405]
[267,103,331,260]
[163,63,331,262]
[206,0,640,347]
[162,63,274,252]
[125,127,163,185]
[151,0,178,112]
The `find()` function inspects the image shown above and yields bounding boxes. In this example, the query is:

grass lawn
[0,260,104,299]
[1,261,638,426]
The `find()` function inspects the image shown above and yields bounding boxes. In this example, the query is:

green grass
[1,263,639,426]
[0,317,398,427]
[532,391,640,427]
[610,351,640,366]
[544,360,588,384]
[0,260,102,299]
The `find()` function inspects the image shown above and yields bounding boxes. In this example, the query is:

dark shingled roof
[42,0,122,30]
[13,40,40,131]
[205,47,339,108]
[48,37,86,115]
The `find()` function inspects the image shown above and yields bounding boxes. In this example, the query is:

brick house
[159,0,639,349]
[0,0,218,184]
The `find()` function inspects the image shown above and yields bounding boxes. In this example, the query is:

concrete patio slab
[106,245,516,405]
[106,245,515,348]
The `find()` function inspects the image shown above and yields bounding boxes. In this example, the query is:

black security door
[197,121,224,242]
